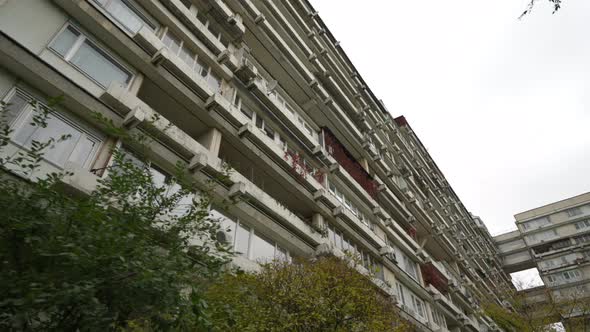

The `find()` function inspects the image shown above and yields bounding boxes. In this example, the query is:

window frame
[2,88,104,170]
[48,23,135,90]
[212,209,290,263]
[91,0,159,34]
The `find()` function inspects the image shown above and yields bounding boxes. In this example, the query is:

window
[521,216,551,231]
[211,209,289,263]
[563,270,581,280]
[116,148,196,216]
[232,92,242,109]
[401,252,419,281]
[432,308,447,328]
[577,234,590,244]
[396,282,406,305]
[3,89,103,169]
[161,30,221,93]
[546,269,582,285]
[526,229,558,244]
[251,233,278,263]
[92,0,157,34]
[327,179,372,227]
[192,9,229,48]
[50,25,133,89]
[412,295,425,319]
[575,220,590,230]
[567,207,583,218]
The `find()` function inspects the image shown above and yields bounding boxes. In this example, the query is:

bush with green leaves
[204,256,411,332]
[0,98,232,331]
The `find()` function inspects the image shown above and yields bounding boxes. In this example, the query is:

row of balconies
[4,2,502,330]
[126,0,506,315]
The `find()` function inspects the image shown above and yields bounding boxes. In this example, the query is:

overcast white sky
[310,0,590,237]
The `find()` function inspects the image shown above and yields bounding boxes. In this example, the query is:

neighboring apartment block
[0,0,512,330]
[496,192,590,318]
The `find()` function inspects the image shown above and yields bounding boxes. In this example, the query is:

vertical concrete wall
[0,0,68,55]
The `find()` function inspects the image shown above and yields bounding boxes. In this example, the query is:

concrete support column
[311,213,326,239]
[89,137,119,177]
[198,128,222,157]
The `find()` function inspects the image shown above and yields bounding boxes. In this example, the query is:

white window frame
[214,210,290,263]
[90,0,159,34]
[48,24,135,89]
[2,88,104,170]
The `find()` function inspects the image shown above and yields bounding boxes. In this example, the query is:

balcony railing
[322,128,378,199]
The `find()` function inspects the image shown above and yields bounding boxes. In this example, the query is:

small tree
[0,99,232,330]
[203,256,411,332]
[483,279,580,332]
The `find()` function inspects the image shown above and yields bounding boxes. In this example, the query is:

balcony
[247,78,320,151]
[332,206,384,247]
[160,0,228,57]
[428,284,462,316]
[421,261,449,294]
[100,83,211,161]
[236,123,323,194]
[323,128,378,199]
[199,0,246,39]
[227,172,322,248]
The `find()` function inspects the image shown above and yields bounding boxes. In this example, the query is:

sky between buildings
[310,0,590,237]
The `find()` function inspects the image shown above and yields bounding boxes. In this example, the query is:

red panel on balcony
[322,128,378,199]
[393,115,408,127]
[421,262,449,294]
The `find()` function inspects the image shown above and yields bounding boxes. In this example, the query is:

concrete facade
[0,0,512,330]
[495,192,590,326]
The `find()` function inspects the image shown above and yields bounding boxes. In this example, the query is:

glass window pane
[263,124,274,139]
[162,31,181,55]
[70,41,131,88]
[196,59,208,77]
[334,231,342,250]
[210,209,236,245]
[149,166,168,188]
[251,233,276,263]
[104,0,147,33]
[255,115,263,129]
[167,182,194,216]
[4,92,28,125]
[235,223,250,257]
[69,136,97,167]
[276,247,288,262]
[13,111,82,167]
[240,106,253,120]
[51,26,80,57]
[327,226,335,245]
[178,45,195,68]
[207,72,221,92]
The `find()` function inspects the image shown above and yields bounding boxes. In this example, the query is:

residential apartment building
[0,0,511,330]
[496,192,590,324]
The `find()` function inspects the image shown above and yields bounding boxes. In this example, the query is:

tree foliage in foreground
[0,99,232,331]
[203,256,411,332]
